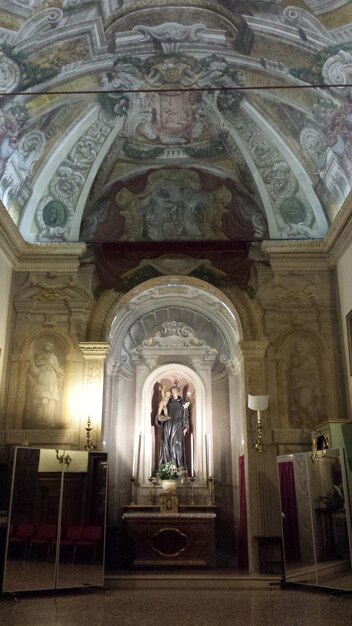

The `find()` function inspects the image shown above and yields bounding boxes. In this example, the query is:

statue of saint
[155,386,189,468]
[25,342,65,428]
[287,342,321,428]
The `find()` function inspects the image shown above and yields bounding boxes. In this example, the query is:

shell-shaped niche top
[130,321,217,354]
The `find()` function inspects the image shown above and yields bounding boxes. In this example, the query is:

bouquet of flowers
[156,462,181,481]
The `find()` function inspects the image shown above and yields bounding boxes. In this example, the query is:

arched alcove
[100,275,255,566]
[139,363,206,484]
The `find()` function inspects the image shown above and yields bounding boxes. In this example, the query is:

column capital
[240,340,269,360]
[79,342,110,359]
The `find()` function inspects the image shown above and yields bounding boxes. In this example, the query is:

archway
[100,276,252,567]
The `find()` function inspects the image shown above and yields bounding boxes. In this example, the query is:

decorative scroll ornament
[133,22,206,53]
[42,109,118,241]
[300,127,328,174]
[322,50,352,95]
[282,6,331,39]
[130,322,217,359]
[220,102,320,237]
[14,8,63,46]
[0,53,21,93]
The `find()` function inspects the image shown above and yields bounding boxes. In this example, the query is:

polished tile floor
[1,588,352,626]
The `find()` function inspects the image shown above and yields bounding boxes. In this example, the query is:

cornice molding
[0,202,86,272]
[2,191,352,275]
[261,192,352,270]
[261,238,330,271]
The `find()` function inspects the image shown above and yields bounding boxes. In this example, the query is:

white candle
[208,435,213,478]
[132,434,137,478]
[132,432,142,478]
[190,433,194,477]
[205,434,208,479]
[150,427,153,477]
[136,432,142,479]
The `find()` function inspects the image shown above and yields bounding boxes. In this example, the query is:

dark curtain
[238,454,248,569]
[278,461,301,562]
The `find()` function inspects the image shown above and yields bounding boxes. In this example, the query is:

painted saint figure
[26,342,64,428]
[287,342,321,428]
[155,386,189,468]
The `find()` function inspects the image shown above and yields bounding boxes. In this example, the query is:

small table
[122,512,216,568]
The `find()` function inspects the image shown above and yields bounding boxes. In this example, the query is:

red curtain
[238,454,248,569]
[278,461,301,562]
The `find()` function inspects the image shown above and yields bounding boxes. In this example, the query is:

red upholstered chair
[74,525,102,562]
[29,523,57,559]
[52,525,84,561]
[8,522,35,558]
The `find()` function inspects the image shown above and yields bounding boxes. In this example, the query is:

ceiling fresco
[0,0,351,245]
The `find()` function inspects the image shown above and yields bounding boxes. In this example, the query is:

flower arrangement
[156,462,181,481]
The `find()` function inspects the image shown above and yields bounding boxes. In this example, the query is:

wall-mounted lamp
[248,394,269,454]
[55,450,72,466]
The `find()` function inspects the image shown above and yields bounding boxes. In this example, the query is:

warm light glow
[66,382,84,429]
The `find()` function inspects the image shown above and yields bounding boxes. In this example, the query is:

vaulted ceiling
[0,0,351,247]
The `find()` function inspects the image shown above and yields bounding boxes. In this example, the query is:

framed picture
[346,310,352,375]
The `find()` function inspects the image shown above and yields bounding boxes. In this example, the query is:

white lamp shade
[248,394,269,411]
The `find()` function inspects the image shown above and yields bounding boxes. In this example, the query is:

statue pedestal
[122,511,216,568]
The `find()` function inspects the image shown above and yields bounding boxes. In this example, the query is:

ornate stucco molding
[0,202,86,271]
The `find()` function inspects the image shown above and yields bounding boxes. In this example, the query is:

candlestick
[148,476,154,505]
[208,475,214,505]
[130,476,136,505]
[190,475,196,505]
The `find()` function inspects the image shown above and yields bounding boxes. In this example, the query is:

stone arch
[101,274,251,534]
[88,274,264,343]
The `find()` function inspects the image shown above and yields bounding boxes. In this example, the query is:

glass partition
[2,447,107,594]
[278,448,352,591]
[56,451,108,589]
[3,448,59,592]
